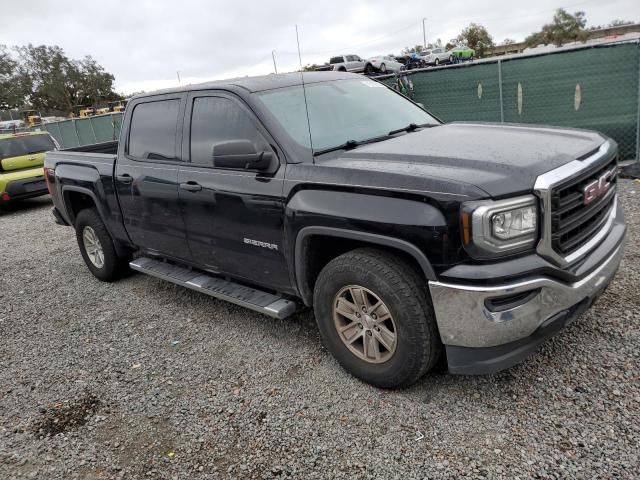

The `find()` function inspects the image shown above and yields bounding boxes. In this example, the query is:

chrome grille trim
[534,140,617,267]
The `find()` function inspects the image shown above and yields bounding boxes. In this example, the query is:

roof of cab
[131,71,362,100]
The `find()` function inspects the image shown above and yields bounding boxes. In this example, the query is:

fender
[287,189,447,305]
[61,185,131,258]
[294,226,438,306]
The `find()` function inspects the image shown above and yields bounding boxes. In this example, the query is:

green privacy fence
[12,113,123,149]
[382,40,640,161]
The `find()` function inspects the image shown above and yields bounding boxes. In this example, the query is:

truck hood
[330,123,606,197]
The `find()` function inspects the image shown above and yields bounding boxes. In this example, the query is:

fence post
[498,59,504,123]
[636,42,640,163]
[88,117,98,144]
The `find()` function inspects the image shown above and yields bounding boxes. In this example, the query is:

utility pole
[176,71,181,84]
[272,50,278,74]
[422,18,427,49]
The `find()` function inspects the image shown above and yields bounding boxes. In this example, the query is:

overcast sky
[1,0,637,94]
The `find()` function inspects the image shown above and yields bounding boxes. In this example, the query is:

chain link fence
[381,40,640,163]
[4,40,639,165]
[1,113,123,149]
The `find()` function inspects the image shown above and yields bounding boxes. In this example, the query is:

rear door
[177,91,291,291]
[115,93,193,261]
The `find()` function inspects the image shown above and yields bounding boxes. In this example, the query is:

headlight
[461,195,538,258]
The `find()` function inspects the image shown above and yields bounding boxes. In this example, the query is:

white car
[365,55,404,74]
[422,47,453,66]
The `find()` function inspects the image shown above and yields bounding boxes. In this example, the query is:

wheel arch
[294,226,437,306]
[62,186,130,257]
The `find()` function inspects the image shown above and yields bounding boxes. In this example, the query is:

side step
[129,257,297,319]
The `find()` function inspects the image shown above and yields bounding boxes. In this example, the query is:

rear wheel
[313,248,441,388]
[75,208,130,282]
[380,63,387,73]
[434,58,440,66]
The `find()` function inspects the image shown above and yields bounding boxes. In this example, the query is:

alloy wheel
[82,226,105,268]
[333,285,397,363]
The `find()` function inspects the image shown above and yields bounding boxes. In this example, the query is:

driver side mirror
[212,140,274,171]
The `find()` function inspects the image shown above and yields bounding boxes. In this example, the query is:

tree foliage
[0,46,29,110]
[455,23,494,57]
[525,9,588,47]
[401,44,426,54]
[0,44,120,115]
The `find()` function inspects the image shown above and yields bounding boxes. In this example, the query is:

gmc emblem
[583,168,616,205]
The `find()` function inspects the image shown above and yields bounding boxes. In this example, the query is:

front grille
[550,154,617,256]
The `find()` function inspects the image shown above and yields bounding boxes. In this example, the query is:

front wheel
[313,248,441,388]
[75,208,130,282]
[380,63,387,73]
[434,58,440,66]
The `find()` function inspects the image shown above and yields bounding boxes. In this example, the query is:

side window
[190,96,269,167]
[128,99,180,160]
[329,56,343,64]
[346,55,357,62]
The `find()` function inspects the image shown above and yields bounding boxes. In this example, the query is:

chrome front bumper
[428,241,624,349]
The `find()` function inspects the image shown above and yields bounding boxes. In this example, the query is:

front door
[177,92,291,292]
[115,94,192,261]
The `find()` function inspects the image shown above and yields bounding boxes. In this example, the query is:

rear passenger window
[128,99,180,160]
[330,56,343,64]
[190,97,269,166]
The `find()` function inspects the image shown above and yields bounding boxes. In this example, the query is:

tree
[401,44,426,54]
[0,45,28,110]
[525,9,588,47]
[501,38,516,45]
[455,23,494,58]
[16,44,120,115]
[608,19,634,27]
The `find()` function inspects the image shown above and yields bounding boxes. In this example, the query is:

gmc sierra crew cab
[45,72,626,388]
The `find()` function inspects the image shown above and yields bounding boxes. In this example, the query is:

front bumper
[428,237,625,375]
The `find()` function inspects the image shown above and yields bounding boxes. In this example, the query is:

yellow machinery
[108,101,127,113]
[79,108,95,118]
[21,110,42,127]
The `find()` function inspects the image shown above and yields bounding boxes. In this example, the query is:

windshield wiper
[388,122,438,136]
[313,135,392,157]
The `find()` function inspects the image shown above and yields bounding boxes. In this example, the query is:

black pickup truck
[45,72,626,388]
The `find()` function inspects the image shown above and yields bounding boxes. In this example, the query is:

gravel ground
[0,181,639,480]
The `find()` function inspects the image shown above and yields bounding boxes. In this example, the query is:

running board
[129,257,297,319]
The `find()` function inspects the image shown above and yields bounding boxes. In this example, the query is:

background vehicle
[365,55,404,74]
[21,110,42,127]
[329,54,366,72]
[0,132,57,205]
[45,72,625,388]
[450,45,475,61]
[108,100,127,113]
[394,54,425,70]
[0,120,25,134]
[422,47,452,66]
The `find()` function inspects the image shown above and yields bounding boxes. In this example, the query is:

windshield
[0,134,56,160]
[256,78,438,151]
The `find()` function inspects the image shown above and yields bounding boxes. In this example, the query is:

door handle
[116,174,133,184]
[179,181,202,192]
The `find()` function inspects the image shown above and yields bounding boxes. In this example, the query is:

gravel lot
[1,181,639,480]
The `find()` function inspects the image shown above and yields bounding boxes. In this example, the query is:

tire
[338,67,346,72]
[313,248,441,388]
[434,58,439,66]
[75,208,130,282]
[449,55,454,63]
[364,64,374,75]
[380,63,387,73]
